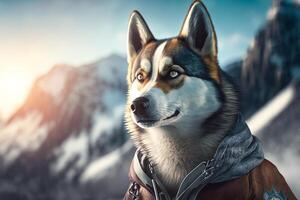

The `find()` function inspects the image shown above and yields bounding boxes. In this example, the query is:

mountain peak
[268,0,300,20]
[37,64,75,102]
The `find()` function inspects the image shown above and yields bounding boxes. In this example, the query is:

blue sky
[0,0,272,118]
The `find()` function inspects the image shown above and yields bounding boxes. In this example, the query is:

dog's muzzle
[130,96,181,128]
[130,96,159,126]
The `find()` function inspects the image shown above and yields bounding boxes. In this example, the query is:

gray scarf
[133,114,264,200]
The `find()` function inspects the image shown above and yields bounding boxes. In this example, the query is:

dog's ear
[127,11,154,64]
[179,1,217,59]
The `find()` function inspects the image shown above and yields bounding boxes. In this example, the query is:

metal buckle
[129,182,140,200]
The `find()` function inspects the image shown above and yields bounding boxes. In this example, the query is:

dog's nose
[131,97,149,116]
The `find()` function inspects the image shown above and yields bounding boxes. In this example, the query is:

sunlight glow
[0,68,32,119]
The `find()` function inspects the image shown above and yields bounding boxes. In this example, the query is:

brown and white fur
[125,1,239,196]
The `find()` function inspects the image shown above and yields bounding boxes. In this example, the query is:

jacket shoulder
[249,159,296,200]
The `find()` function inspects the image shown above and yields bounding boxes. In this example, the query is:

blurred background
[0,0,299,199]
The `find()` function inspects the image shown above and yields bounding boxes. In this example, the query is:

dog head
[126,1,223,133]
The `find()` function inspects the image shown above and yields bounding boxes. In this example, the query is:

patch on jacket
[263,188,287,200]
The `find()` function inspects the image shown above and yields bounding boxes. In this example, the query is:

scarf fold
[133,114,264,200]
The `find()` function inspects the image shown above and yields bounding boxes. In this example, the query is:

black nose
[131,97,149,116]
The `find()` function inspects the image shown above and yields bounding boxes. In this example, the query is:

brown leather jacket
[124,159,296,200]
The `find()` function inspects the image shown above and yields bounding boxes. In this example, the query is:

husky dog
[125,1,237,193]
[124,1,295,199]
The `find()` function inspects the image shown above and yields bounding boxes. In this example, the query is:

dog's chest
[141,128,222,194]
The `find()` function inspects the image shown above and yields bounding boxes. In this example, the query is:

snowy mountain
[0,54,131,200]
[228,0,300,118]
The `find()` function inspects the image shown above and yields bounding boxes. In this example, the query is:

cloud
[218,33,251,65]
[219,33,250,49]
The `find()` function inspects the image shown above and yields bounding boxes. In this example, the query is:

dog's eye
[168,70,180,79]
[136,73,144,82]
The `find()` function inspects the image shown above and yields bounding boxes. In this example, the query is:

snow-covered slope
[80,140,135,200]
[246,84,295,133]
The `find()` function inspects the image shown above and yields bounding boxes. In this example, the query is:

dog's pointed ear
[179,1,217,58]
[127,11,154,64]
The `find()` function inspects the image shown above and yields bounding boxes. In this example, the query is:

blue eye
[169,70,180,79]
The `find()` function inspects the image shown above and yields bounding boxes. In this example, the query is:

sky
[0,0,272,119]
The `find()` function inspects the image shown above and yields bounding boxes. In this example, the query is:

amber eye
[169,70,180,79]
[136,73,144,82]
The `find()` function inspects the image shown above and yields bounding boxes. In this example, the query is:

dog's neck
[142,123,224,195]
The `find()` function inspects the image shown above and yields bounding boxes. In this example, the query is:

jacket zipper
[149,162,160,200]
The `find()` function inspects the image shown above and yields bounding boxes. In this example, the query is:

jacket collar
[131,114,264,200]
